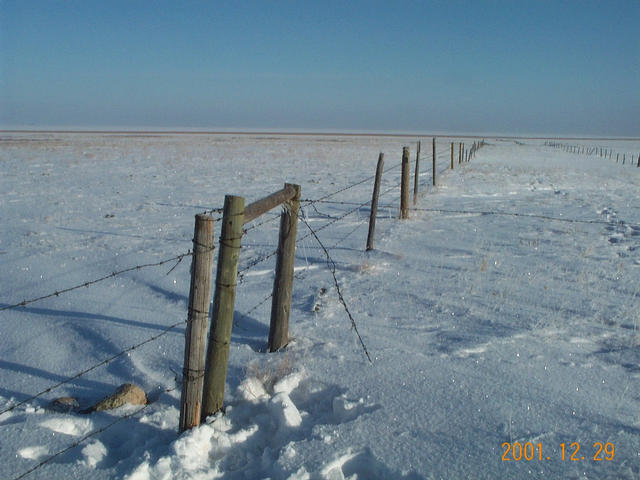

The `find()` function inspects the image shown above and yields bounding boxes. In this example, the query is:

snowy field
[1,132,639,479]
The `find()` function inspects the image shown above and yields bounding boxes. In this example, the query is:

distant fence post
[202,195,245,420]
[401,147,410,219]
[179,214,215,433]
[450,142,454,169]
[268,183,301,352]
[413,141,421,205]
[458,143,462,164]
[367,153,384,251]
[637,154,639,167]
[432,137,436,186]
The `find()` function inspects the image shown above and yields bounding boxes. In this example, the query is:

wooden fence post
[458,142,462,164]
[450,142,454,169]
[432,137,436,186]
[268,183,301,352]
[637,154,639,167]
[202,195,245,419]
[179,214,215,432]
[413,141,421,205]
[367,153,384,251]
[401,147,410,219]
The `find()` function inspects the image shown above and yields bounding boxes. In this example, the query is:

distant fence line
[545,141,640,167]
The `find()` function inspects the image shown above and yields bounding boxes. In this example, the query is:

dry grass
[245,349,296,394]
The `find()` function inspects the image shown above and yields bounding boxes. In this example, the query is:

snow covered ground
[1,133,639,479]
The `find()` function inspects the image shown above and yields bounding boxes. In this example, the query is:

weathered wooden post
[616,153,619,163]
[400,147,410,219]
[432,137,436,186]
[413,141,421,205]
[450,142,454,169]
[637,154,639,167]
[202,195,245,419]
[268,184,301,352]
[179,214,215,432]
[458,142,462,164]
[623,154,626,165]
[367,153,384,251]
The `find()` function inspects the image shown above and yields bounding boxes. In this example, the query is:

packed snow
[1,132,639,479]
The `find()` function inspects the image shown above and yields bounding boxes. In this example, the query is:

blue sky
[1,0,638,135]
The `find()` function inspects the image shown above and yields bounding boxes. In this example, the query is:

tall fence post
[179,214,215,432]
[367,153,384,251]
[400,147,410,219]
[202,195,245,420]
[450,142,454,169]
[268,183,301,352]
[432,137,436,186]
[413,141,421,205]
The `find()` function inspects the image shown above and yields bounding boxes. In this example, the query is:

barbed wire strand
[0,319,186,417]
[0,251,196,313]
[11,384,180,480]
[298,207,372,363]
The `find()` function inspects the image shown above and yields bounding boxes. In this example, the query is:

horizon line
[1,128,639,142]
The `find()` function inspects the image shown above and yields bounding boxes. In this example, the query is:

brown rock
[93,383,147,412]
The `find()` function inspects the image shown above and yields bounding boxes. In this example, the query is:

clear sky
[1,0,638,136]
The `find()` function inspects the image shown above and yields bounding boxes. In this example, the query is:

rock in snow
[92,384,147,412]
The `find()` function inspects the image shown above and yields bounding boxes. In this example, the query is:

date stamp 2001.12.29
[501,442,615,462]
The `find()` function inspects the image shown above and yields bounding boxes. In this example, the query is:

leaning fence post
[268,183,301,352]
[367,153,384,251]
[202,195,245,419]
[450,142,454,169]
[413,141,421,205]
[179,214,215,432]
[401,147,410,219]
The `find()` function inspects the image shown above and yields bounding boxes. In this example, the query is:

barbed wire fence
[7,137,631,480]
[545,141,640,167]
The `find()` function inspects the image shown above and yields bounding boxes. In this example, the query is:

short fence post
[413,141,421,205]
[400,147,410,219]
[179,214,215,433]
[202,195,245,420]
[458,143,462,164]
[623,154,626,165]
[432,137,436,186]
[367,153,384,251]
[450,142,454,169]
[268,183,301,352]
